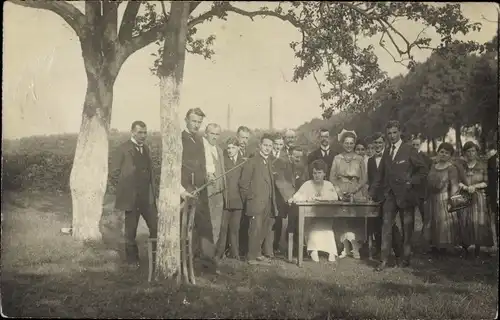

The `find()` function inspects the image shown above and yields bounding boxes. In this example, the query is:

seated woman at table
[330,129,368,259]
[288,159,340,262]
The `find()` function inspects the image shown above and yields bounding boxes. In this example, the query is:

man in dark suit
[112,121,157,268]
[239,133,278,265]
[271,134,289,162]
[308,128,335,178]
[370,120,428,271]
[411,136,433,227]
[216,137,246,260]
[236,126,252,158]
[235,125,252,256]
[287,146,309,255]
[486,143,498,243]
[181,108,219,273]
[283,129,297,160]
[271,134,296,254]
[367,132,386,257]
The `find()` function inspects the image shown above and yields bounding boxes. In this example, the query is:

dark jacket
[487,153,498,210]
[239,154,278,217]
[112,140,156,211]
[223,152,245,210]
[181,130,206,192]
[367,154,384,202]
[370,141,429,208]
[271,155,296,218]
[307,147,335,178]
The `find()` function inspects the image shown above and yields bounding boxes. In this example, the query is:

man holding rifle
[181,108,220,274]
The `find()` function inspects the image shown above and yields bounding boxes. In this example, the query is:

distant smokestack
[227,104,231,130]
[269,97,273,130]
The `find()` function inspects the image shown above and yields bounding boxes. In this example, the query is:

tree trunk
[426,140,430,155]
[454,122,462,156]
[431,139,437,154]
[155,2,191,280]
[69,73,114,242]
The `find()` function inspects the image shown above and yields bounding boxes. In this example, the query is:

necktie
[135,144,143,154]
[390,144,396,159]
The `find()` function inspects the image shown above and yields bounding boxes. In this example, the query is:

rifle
[180,156,250,199]
[192,157,250,195]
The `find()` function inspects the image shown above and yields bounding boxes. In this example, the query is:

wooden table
[288,200,380,267]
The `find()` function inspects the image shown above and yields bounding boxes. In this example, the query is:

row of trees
[9,1,489,280]
[297,34,498,155]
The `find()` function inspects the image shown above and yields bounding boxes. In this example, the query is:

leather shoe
[374,261,388,272]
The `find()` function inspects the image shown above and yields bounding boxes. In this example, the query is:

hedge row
[2,131,260,193]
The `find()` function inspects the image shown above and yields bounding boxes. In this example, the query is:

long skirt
[305,218,338,256]
[427,191,461,248]
[459,191,493,247]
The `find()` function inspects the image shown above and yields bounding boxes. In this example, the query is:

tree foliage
[143,2,483,115]
[296,33,498,153]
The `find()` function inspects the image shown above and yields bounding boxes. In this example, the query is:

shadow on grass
[2,191,498,319]
[2,261,375,319]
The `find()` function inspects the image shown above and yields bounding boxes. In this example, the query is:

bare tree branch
[9,0,86,38]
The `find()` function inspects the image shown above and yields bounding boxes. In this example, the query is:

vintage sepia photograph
[2,1,499,318]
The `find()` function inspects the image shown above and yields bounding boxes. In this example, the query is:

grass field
[1,190,498,319]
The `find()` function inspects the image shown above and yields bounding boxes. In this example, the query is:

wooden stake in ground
[155,2,191,281]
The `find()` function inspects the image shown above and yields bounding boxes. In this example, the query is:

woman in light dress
[425,142,461,255]
[457,141,493,258]
[288,159,339,262]
[330,130,368,259]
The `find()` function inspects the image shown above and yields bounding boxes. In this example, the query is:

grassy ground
[1,191,498,319]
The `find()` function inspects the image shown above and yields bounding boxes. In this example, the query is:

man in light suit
[112,121,157,269]
[202,123,226,251]
[370,120,428,271]
[239,133,278,265]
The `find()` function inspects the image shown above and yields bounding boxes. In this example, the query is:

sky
[2,2,498,139]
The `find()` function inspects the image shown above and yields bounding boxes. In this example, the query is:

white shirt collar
[375,148,384,157]
[203,137,217,150]
[392,139,402,149]
[131,137,143,147]
[260,151,269,160]
[320,145,330,152]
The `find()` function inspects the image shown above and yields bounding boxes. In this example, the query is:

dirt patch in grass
[1,191,498,319]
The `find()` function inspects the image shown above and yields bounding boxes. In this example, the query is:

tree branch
[224,3,304,29]
[9,0,86,39]
[124,24,164,57]
[103,0,119,43]
[118,0,141,41]
[85,1,102,28]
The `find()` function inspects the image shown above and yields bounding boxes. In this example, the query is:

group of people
[106,108,497,274]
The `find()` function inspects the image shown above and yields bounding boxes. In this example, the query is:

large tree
[8,1,204,241]
[10,2,482,270]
